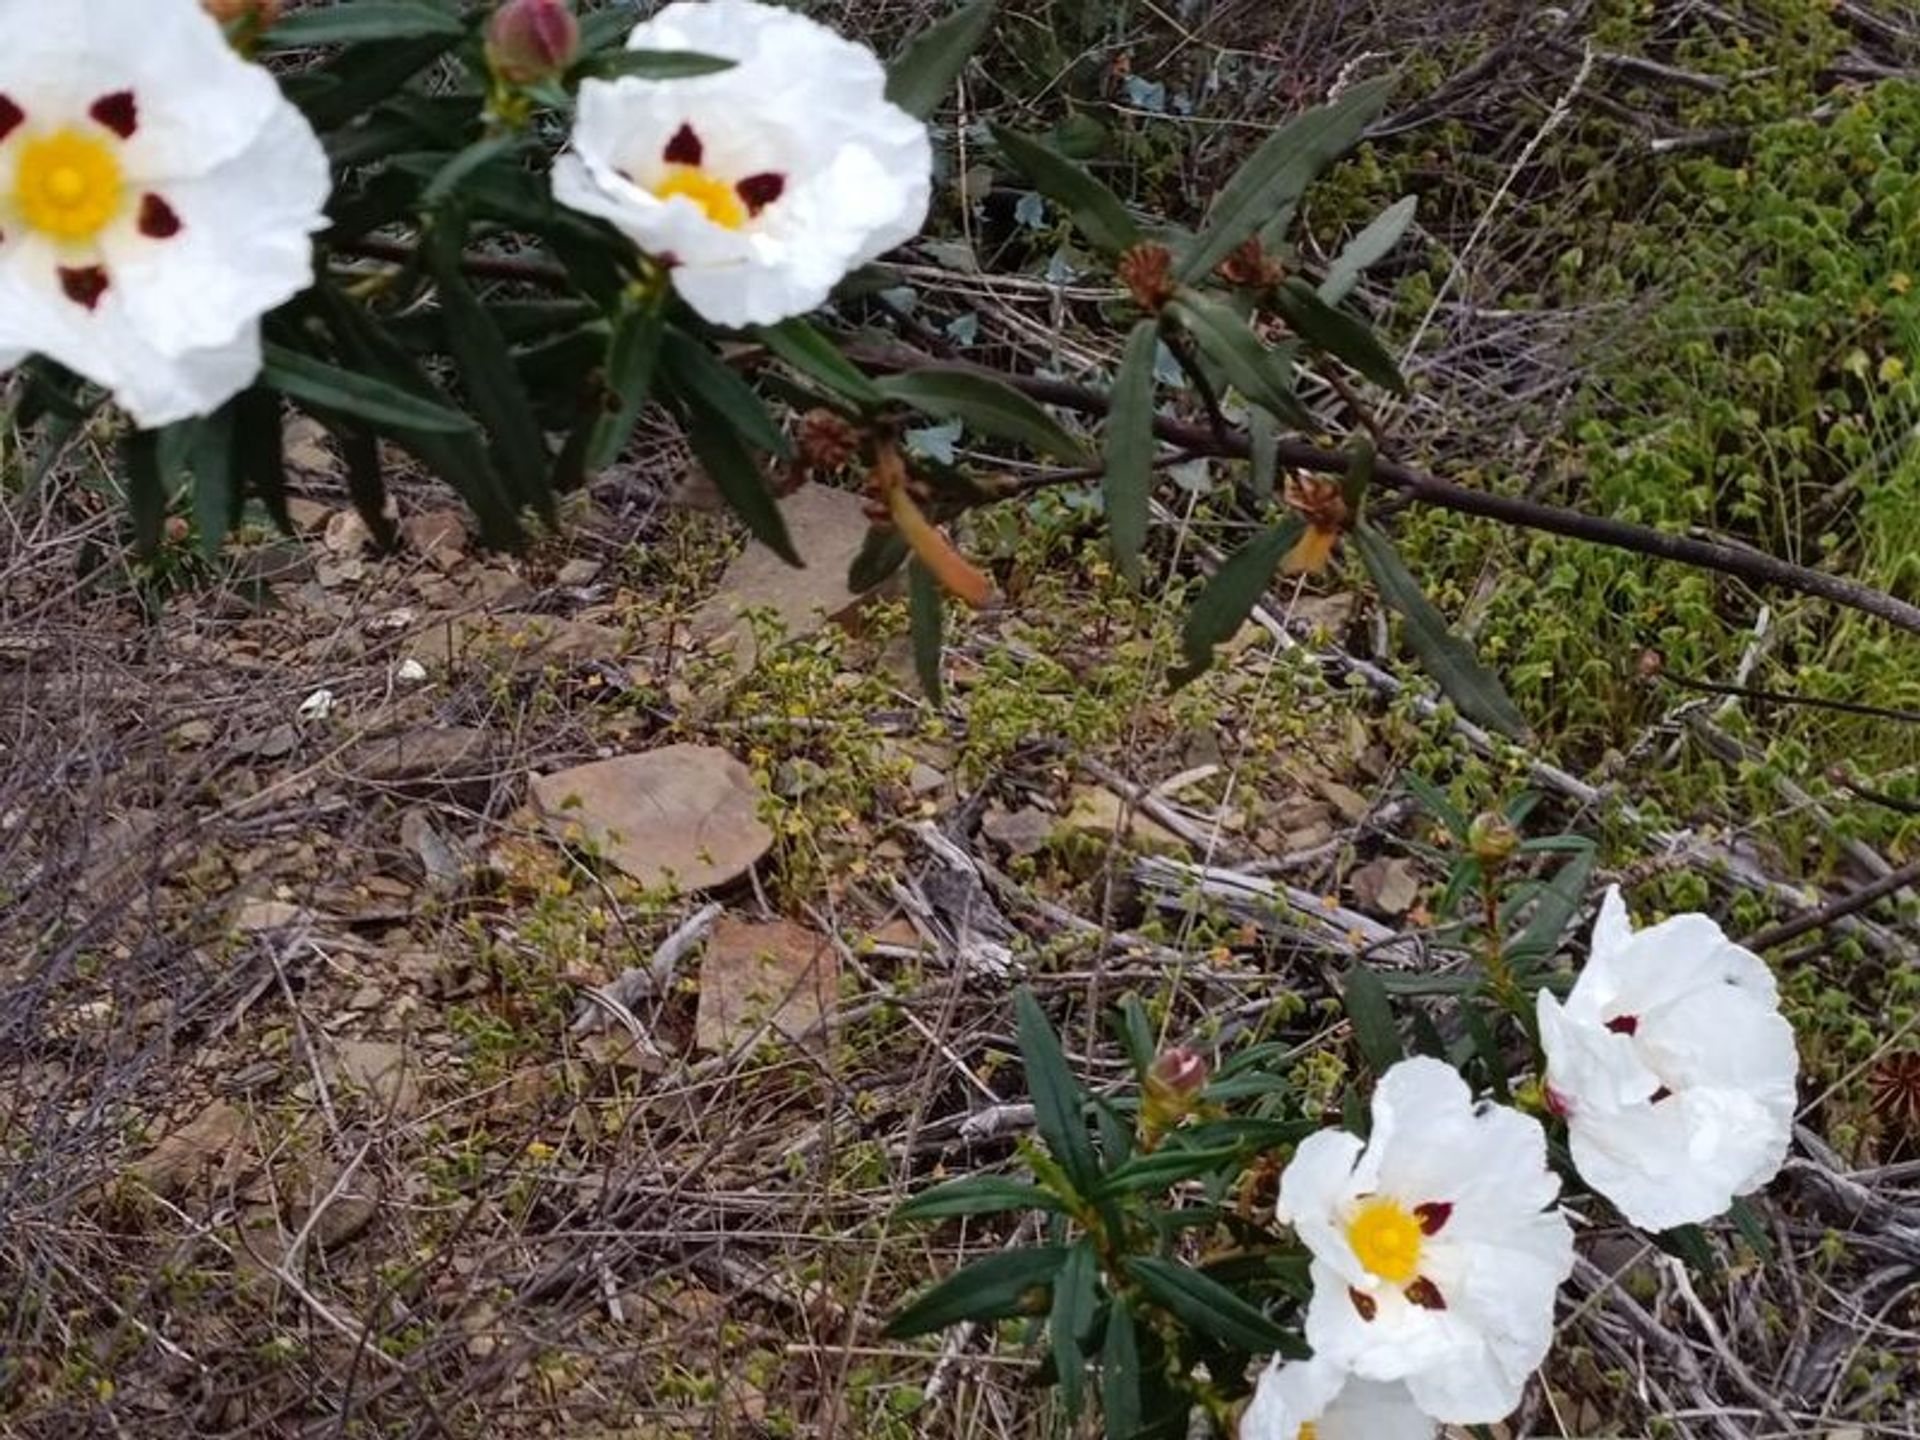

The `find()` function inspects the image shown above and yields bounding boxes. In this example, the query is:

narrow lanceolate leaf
[1173,516,1305,683]
[879,369,1087,461]
[1049,1242,1099,1420]
[1509,846,1596,964]
[885,1244,1068,1338]
[233,388,292,535]
[664,330,791,457]
[895,1175,1065,1220]
[333,424,400,551]
[989,126,1141,255]
[588,302,668,470]
[262,0,465,48]
[1180,76,1394,284]
[886,0,995,120]
[122,430,166,559]
[1272,278,1405,393]
[1123,1256,1302,1357]
[429,234,554,520]
[1343,963,1404,1074]
[1353,524,1531,740]
[424,133,525,208]
[848,526,911,592]
[676,389,799,565]
[889,485,994,608]
[756,319,884,407]
[1167,290,1310,428]
[1103,319,1160,582]
[260,344,475,434]
[187,412,238,557]
[581,49,735,80]
[1320,195,1418,305]
[1101,1301,1143,1440]
[907,559,946,703]
[1013,988,1099,1197]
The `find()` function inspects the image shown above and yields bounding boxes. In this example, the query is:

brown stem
[1743,860,1920,951]
[845,343,1920,638]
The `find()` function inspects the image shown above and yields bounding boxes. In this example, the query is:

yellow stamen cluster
[1346,1197,1423,1285]
[653,165,745,230]
[14,129,125,243]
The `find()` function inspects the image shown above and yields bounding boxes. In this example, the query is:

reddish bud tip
[486,0,580,86]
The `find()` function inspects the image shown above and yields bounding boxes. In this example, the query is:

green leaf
[1343,963,1404,1073]
[849,526,911,592]
[1320,195,1417,305]
[121,429,166,559]
[1103,319,1159,583]
[675,388,799,565]
[1401,772,1466,838]
[886,0,995,119]
[757,319,884,407]
[588,302,668,471]
[1272,277,1405,392]
[1049,1242,1099,1420]
[260,344,475,435]
[1248,408,1279,501]
[1013,988,1100,1197]
[664,330,791,457]
[1097,1144,1246,1196]
[1123,1256,1301,1356]
[1167,289,1310,427]
[989,126,1141,255]
[1353,524,1531,740]
[1508,845,1596,964]
[579,49,736,80]
[1729,1197,1774,1260]
[262,1,464,48]
[1101,1301,1142,1440]
[879,369,1087,461]
[885,1245,1068,1338]
[423,133,525,209]
[1181,76,1394,284]
[290,35,459,130]
[232,389,292,535]
[428,230,554,520]
[1173,516,1304,682]
[187,412,238,558]
[331,424,400,551]
[896,1175,1065,1220]
[907,559,946,704]
[1656,1223,1720,1276]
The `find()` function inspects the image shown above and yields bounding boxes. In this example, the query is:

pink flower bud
[1148,1046,1209,1099]
[486,0,580,86]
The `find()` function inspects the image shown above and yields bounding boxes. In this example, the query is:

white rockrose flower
[1241,1355,1436,1440]
[1537,885,1798,1231]
[1278,1057,1573,1424]
[0,0,329,426]
[553,0,932,328]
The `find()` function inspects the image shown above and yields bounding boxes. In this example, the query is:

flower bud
[202,0,282,29]
[1141,1046,1209,1145]
[1467,811,1520,870]
[486,0,580,86]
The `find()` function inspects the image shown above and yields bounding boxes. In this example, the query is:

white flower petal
[1568,1087,1788,1230]
[101,100,328,356]
[1318,1377,1440,1440]
[1277,1130,1371,1291]
[1242,1357,1436,1440]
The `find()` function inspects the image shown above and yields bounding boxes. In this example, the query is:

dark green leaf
[849,526,911,591]
[757,320,884,407]
[1729,1197,1774,1260]
[1013,988,1100,1197]
[1173,516,1304,682]
[1115,994,1155,1075]
[665,330,791,457]
[260,344,475,435]
[232,388,292,535]
[187,412,237,558]
[1181,76,1393,283]
[990,126,1141,255]
[1272,277,1404,392]
[908,559,946,704]
[588,302,668,471]
[1049,1242,1099,1420]
[121,430,165,559]
[1656,1224,1720,1276]
[291,35,459,130]
[423,133,525,209]
[1354,525,1531,740]
[676,389,799,564]
[1248,408,1279,501]
[885,1245,1068,1338]
[1401,772,1466,838]
[262,1,464,48]
[1167,289,1310,427]
[329,425,398,551]
[1461,1003,1510,1101]
[879,369,1087,461]
[1101,1301,1142,1440]
[1123,1256,1301,1356]
[887,0,995,119]
[1097,1145,1246,1196]
[1343,963,1403,1073]
[1509,846,1596,964]
[1103,319,1159,582]
[1320,195,1417,304]
[896,1175,1064,1220]
[428,231,555,520]
[580,49,735,80]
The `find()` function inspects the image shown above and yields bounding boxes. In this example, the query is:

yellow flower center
[1298,1425,1320,1440]
[14,129,125,243]
[653,164,746,230]
[1346,1197,1423,1284]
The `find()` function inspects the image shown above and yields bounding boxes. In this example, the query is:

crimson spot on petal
[60,265,110,310]
[663,123,702,166]
[1414,1201,1453,1235]
[139,194,182,239]
[1649,1085,1673,1104]
[736,172,785,215]
[1406,1277,1448,1311]
[1348,1287,1377,1322]
[1606,1014,1640,1036]
[0,95,24,143]
[90,91,138,140]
